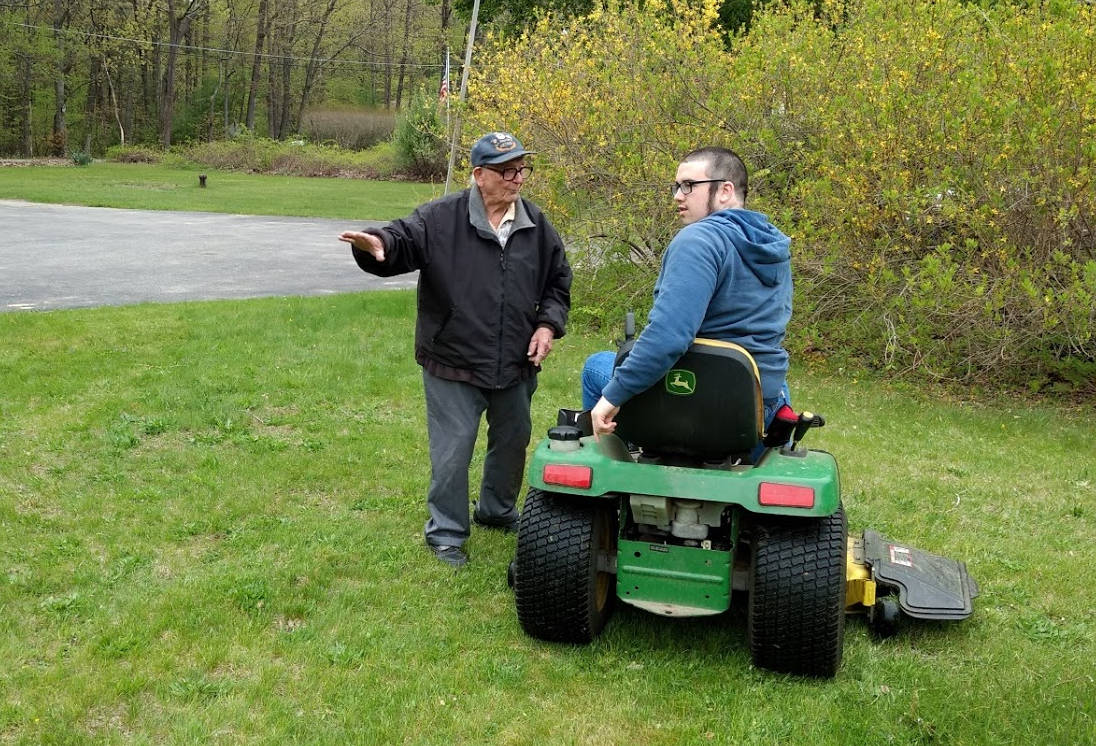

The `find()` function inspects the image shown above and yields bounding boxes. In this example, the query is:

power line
[3,20,448,68]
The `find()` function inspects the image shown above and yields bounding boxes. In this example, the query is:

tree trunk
[184,24,194,105]
[223,67,233,138]
[53,77,68,155]
[276,0,296,137]
[142,0,157,123]
[160,27,179,146]
[383,51,392,109]
[104,65,126,146]
[279,54,293,136]
[394,0,412,109]
[18,51,34,157]
[84,56,101,152]
[200,3,210,96]
[245,0,268,130]
[160,0,203,147]
[50,0,70,155]
[266,15,280,138]
[381,0,392,108]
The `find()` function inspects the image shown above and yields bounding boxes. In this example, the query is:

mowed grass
[1,290,1093,744]
[0,162,440,220]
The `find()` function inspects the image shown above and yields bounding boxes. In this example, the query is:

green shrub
[392,89,447,180]
[69,150,92,166]
[178,136,282,172]
[175,136,403,180]
[105,145,163,164]
[470,0,1096,393]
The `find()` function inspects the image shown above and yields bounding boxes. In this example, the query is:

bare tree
[49,0,78,154]
[293,0,363,129]
[393,0,411,108]
[159,0,205,146]
[244,0,267,129]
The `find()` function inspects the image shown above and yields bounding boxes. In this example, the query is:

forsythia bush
[470,0,734,326]
[468,0,1096,392]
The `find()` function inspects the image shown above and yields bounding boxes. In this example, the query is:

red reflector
[758,482,815,508]
[543,464,593,489]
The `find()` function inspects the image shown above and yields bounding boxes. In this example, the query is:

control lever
[792,411,825,449]
[763,404,798,447]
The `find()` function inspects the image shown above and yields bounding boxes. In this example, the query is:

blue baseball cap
[470,132,536,166]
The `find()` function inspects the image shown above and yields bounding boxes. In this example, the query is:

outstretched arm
[338,231,385,262]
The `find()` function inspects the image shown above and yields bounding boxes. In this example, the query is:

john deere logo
[665,369,696,395]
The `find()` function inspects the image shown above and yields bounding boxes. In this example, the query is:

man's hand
[338,231,385,262]
[591,396,620,437]
[527,325,555,366]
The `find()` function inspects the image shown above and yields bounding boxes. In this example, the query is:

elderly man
[339,132,572,567]
[582,146,792,439]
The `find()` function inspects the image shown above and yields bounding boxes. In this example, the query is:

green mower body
[526,430,841,617]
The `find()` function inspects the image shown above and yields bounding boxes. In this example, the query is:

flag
[439,52,450,102]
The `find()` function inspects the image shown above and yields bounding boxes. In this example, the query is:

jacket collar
[468,185,535,241]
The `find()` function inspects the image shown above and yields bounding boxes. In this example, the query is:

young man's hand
[590,396,619,437]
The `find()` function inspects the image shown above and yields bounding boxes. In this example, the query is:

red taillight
[543,464,593,489]
[758,482,815,508]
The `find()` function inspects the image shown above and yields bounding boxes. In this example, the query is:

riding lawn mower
[508,316,977,677]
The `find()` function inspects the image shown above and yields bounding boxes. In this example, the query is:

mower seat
[613,339,764,462]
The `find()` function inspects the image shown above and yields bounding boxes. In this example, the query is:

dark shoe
[430,544,467,567]
[472,502,519,534]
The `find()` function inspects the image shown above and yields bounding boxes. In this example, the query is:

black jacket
[352,187,572,389]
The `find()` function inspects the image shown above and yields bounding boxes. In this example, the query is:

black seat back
[613,339,763,461]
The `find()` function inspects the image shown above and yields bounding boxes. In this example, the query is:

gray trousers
[422,370,537,548]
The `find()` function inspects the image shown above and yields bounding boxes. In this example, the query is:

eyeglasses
[483,164,534,181]
[671,179,726,196]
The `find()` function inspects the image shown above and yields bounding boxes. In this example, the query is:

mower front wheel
[513,488,617,643]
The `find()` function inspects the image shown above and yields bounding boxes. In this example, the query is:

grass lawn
[1,291,1093,744]
[0,162,440,220]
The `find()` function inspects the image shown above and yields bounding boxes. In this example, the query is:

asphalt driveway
[0,200,414,312]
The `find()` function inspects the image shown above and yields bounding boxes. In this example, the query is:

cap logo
[489,133,517,153]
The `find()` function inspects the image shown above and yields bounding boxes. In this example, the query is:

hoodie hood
[698,208,790,287]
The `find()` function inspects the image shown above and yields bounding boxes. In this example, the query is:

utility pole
[443,0,480,195]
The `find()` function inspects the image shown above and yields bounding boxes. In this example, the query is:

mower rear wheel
[747,505,847,677]
[514,488,617,643]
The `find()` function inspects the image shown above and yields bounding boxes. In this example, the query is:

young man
[582,146,792,437]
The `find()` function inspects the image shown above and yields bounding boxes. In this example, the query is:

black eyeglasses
[483,165,534,181]
[671,179,726,196]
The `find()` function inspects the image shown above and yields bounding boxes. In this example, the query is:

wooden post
[443,0,480,195]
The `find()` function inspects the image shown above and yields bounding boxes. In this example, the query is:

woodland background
[2,0,1094,395]
[0,0,759,153]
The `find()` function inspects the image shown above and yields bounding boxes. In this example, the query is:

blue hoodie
[601,208,792,404]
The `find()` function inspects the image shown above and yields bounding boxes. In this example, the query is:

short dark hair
[682,147,748,205]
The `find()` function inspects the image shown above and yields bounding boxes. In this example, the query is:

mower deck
[845,530,978,634]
